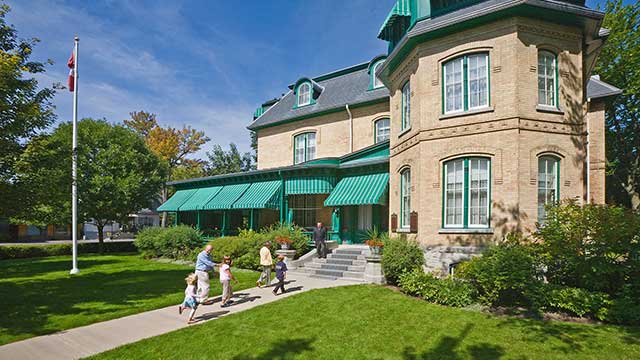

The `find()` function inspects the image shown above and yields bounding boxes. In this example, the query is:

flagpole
[70,36,80,275]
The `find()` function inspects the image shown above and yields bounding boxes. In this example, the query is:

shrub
[457,240,542,307]
[545,286,611,320]
[381,236,424,285]
[398,270,476,307]
[261,223,309,258]
[207,234,277,271]
[535,201,640,296]
[134,225,203,260]
[607,296,640,326]
[0,241,137,260]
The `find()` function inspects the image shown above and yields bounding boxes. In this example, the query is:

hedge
[0,241,137,260]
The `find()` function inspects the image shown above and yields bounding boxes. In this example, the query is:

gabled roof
[587,75,622,100]
[248,61,389,131]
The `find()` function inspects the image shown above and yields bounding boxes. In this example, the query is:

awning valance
[233,180,281,209]
[286,176,336,195]
[378,0,412,41]
[202,183,250,210]
[157,189,198,212]
[178,186,223,211]
[324,173,389,206]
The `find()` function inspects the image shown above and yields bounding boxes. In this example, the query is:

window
[401,81,410,130]
[443,53,489,114]
[400,168,411,229]
[538,51,557,108]
[297,82,311,107]
[443,157,490,228]
[537,156,559,222]
[293,132,316,164]
[290,195,318,228]
[375,118,390,143]
[372,60,385,89]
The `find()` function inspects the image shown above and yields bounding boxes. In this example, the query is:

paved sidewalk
[0,273,358,360]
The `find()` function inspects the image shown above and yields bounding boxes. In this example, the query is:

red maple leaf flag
[67,50,75,92]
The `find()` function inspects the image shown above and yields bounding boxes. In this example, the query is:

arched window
[537,155,559,222]
[297,82,311,107]
[374,118,390,143]
[401,81,410,130]
[400,168,411,229]
[443,157,490,228]
[538,51,557,108]
[443,53,489,114]
[293,132,316,164]
[372,60,385,89]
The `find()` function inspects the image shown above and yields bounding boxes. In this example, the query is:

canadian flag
[67,51,75,92]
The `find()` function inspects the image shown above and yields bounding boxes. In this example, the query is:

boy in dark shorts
[272,255,288,295]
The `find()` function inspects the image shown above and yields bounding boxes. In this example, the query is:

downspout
[346,104,353,153]
[586,97,591,204]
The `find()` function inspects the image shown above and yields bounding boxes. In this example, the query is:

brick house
[159,0,620,258]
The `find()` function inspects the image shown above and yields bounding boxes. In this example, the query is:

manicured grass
[90,285,640,360]
[0,254,258,345]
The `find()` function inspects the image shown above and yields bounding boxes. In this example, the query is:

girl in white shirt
[219,256,237,307]
[179,273,198,324]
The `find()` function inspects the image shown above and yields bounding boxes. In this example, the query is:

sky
[5,0,617,158]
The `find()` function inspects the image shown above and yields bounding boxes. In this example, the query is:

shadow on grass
[0,267,190,341]
[193,310,229,322]
[402,324,506,360]
[231,337,315,360]
[0,257,122,278]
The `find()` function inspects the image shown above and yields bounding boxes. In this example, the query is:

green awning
[157,189,198,212]
[233,180,281,209]
[378,0,411,41]
[324,173,389,206]
[202,183,250,210]
[286,176,336,195]
[178,186,223,211]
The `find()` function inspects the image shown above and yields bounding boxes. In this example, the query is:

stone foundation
[422,246,484,275]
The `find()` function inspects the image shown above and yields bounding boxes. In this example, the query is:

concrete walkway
[0,273,358,360]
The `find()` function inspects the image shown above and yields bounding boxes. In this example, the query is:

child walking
[273,255,288,295]
[220,256,237,307]
[179,273,198,324]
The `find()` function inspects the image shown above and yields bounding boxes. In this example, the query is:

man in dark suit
[313,221,327,258]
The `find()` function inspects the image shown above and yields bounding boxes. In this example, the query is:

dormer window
[372,60,385,89]
[296,82,311,107]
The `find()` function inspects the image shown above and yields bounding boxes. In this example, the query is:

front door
[340,205,373,244]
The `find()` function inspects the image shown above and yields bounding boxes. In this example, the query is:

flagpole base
[70,268,80,275]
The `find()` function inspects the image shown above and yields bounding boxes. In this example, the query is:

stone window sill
[398,127,411,138]
[536,105,564,115]
[439,107,494,120]
[438,228,494,234]
[395,227,412,233]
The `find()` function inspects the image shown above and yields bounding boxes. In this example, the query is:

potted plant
[364,227,384,256]
[275,236,292,250]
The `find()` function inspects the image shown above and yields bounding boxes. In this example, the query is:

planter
[279,243,290,250]
[369,246,382,256]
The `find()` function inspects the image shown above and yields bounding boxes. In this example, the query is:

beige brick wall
[255,101,390,170]
[587,100,606,204]
[386,17,596,246]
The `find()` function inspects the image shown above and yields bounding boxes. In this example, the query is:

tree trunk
[161,186,168,227]
[97,222,104,254]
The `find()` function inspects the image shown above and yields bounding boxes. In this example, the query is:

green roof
[157,189,198,212]
[203,183,250,210]
[324,173,389,206]
[233,180,281,209]
[378,0,412,41]
[285,176,336,195]
[178,186,223,211]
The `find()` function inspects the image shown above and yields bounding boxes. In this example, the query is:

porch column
[174,212,179,226]
[332,208,341,244]
[221,211,227,237]
[196,210,201,230]
[249,209,255,230]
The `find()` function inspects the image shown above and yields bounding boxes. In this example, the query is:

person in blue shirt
[272,255,288,296]
[195,244,215,304]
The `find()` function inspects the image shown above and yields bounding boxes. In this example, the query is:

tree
[204,143,255,176]
[0,4,56,218]
[594,0,640,208]
[14,119,167,251]
[124,111,209,225]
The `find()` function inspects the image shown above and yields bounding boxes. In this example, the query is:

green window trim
[374,118,391,143]
[400,168,411,229]
[293,132,317,165]
[369,59,386,90]
[401,80,411,131]
[442,157,491,229]
[537,50,559,109]
[294,81,316,108]
[442,52,490,115]
[537,155,560,223]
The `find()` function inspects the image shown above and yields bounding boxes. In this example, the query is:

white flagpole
[70,36,80,275]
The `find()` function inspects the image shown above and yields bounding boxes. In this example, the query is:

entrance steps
[298,245,370,282]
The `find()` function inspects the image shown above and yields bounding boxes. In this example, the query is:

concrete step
[328,253,365,261]
[314,268,365,279]
[304,262,366,272]
[333,249,365,256]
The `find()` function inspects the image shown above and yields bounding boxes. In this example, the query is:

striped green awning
[233,180,281,209]
[178,186,222,211]
[286,176,336,195]
[157,189,198,212]
[378,0,411,41]
[202,183,250,210]
[324,173,389,206]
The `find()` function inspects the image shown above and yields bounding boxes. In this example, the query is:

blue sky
[6,0,615,157]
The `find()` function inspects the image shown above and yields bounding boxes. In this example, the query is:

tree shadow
[0,257,122,278]
[402,324,505,360]
[231,337,315,360]
[229,294,261,306]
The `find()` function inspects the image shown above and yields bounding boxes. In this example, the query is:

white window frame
[401,81,410,130]
[467,158,490,228]
[293,132,316,164]
[443,157,491,229]
[538,51,557,108]
[375,118,390,143]
[443,57,464,114]
[537,155,559,222]
[443,53,490,114]
[297,82,311,107]
[372,60,385,89]
[467,53,489,110]
[400,168,411,229]
[444,159,465,228]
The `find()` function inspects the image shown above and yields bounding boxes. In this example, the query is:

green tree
[594,0,640,208]
[14,119,167,250]
[0,4,56,218]
[204,143,254,176]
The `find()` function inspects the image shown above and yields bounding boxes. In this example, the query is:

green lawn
[0,254,258,345]
[90,285,640,360]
